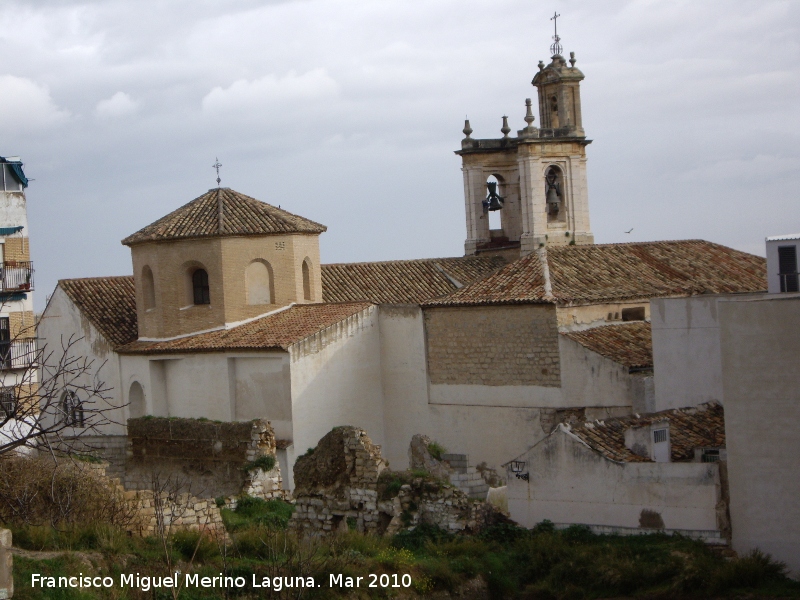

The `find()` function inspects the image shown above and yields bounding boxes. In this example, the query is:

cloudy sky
[1,0,798,310]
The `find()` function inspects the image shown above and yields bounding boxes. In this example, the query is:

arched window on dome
[142,266,156,310]
[245,260,275,305]
[302,259,313,301]
[192,269,210,305]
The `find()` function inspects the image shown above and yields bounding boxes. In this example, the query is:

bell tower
[457,17,593,258]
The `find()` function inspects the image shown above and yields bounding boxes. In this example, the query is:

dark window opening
[192,269,210,305]
[778,246,798,293]
[62,390,84,427]
[621,307,646,322]
[653,429,668,444]
[0,387,16,418]
[0,317,9,369]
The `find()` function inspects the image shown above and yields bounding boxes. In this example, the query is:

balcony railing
[0,338,38,370]
[0,261,34,293]
[779,272,799,293]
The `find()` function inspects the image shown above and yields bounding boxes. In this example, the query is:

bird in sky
[625,228,634,234]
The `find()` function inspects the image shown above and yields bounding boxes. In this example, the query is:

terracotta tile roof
[122,188,326,245]
[426,240,766,307]
[566,402,725,463]
[118,302,372,355]
[59,276,138,348]
[321,256,507,304]
[562,322,653,369]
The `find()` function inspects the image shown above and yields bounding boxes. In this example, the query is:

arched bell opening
[484,173,510,238]
[544,166,567,224]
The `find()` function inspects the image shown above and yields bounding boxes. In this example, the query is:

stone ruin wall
[55,418,287,537]
[125,417,285,501]
[290,426,501,537]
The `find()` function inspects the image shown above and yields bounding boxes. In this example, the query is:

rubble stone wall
[125,417,284,501]
[291,426,502,536]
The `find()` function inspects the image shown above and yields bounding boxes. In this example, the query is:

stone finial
[501,115,511,138]
[569,51,576,67]
[538,60,545,71]
[462,118,473,139]
[518,98,539,138]
[524,98,535,127]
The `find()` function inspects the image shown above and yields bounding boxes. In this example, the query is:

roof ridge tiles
[122,188,326,246]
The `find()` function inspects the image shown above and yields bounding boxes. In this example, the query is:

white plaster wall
[289,306,385,466]
[37,286,125,435]
[0,191,29,232]
[651,296,724,411]
[119,351,291,434]
[719,294,800,577]
[379,305,546,474]
[507,430,721,531]
[558,336,639,410]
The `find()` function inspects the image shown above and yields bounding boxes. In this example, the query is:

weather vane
[213,157,222,187]
[550,11,562,56]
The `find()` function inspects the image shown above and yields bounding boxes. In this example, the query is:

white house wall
[37,286,125,435]
[119,351,291,430]
[650,296,728,411]
[289,306,385,468]
[507,430,721,531]
[558,335,643,411]
[719,294,800,577]
[379,305,554,474]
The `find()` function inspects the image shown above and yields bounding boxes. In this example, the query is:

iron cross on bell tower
[213,157,222,187]
[550,12,562,56]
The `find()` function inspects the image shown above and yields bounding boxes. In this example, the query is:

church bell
[545,169,561,215]
[483,181,504,212]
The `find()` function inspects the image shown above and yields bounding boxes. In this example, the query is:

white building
[37,44,768,492]
[0,156,37,444]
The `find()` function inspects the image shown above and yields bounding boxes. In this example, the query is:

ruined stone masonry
[125,417,285,501]
[62,417,286,536]
[291,427,502,536]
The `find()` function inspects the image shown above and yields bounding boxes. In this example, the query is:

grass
[7,519,800,599]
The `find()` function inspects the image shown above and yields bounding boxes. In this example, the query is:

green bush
[427,441,446,461]
[241,454,276,473]
[392,523,452,551]
[222,496,294,532]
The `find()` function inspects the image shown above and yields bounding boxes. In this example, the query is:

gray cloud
[0,0,797,309]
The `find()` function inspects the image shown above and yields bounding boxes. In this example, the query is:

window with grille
[0,387,15,418]
[701,449,720,463]
[62,390,85,427]
[0,317,9,370]
[192,269,210,305]
[653,429,668,444]
[778,246,798,293]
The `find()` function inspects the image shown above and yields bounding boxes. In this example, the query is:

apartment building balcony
[0,261,34,294]
[0,338,38,370]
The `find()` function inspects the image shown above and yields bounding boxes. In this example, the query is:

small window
[192,269,210,305]
[245,260,274,305]
[653,429,668,444]
[142,266,156,309]
[1,164,22,192]
[621,307,646,322]
[62,390,84,427]
[701,449,720,463]
[778,246,798,293]
[302,259,313,301]
[0,387,16,419]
